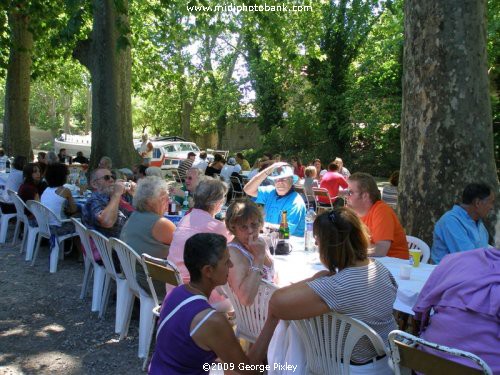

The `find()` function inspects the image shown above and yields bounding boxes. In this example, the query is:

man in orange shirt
[347,172,408,259]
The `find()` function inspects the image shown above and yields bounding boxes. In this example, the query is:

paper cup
[409,249,422,267]
[399,265,412,280]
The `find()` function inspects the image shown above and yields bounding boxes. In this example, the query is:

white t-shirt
[220,164,242,182]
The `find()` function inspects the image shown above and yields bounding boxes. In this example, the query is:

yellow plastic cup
[409,249,421,267]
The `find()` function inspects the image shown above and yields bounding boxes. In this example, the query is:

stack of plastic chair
[26,200,77,273]
[72,218,107,313]
[0,195,17,244]
[109,237,156,359]
[7,190,39,260]
[87,230,130,334]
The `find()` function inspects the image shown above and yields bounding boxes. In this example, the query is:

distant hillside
[0,124,53,149]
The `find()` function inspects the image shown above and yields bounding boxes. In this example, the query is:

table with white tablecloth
[273,236,436,315]
[267,237,436,375]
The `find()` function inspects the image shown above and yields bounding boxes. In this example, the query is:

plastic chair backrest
[312,188,333,206]
[230,176,244,194]
[221,279,277,343]
[26,200,60,238]
[406,235,430,264]
[140,254,182,306]
[109,237,144,295]
[8,190,28,221]
[292,312,388,374]
[88,229,120,279]
[388,330,492,375]
[72,218,96,266]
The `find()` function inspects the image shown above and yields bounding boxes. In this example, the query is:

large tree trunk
[399,0,498,244]
[3,10,33,158]
[73,0,139,169]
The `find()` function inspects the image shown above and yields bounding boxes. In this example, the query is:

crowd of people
[1,142,497,374]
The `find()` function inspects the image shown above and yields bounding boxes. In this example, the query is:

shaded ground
[0,234,144,375]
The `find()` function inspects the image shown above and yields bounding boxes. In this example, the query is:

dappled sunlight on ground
[35,323,66,338]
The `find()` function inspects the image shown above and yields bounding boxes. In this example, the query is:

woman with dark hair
[381,171,399,208]
[204,153,225,177]
[291,156,304,179]
[225,199,275,306]
[40,163,79,235]
[18,163,47,224]
[267,208,397,373]
[149,233,274,375]
[1,155,28,213]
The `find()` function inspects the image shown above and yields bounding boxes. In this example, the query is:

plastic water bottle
[304,208,316,252]
[79,172,88,195]
[181,191,190,215]
[0,156,7,173]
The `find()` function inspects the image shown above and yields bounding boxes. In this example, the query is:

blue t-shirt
[431,205,490,264]
[256,186,306,236]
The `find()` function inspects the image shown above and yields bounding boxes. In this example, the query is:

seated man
[73,151,89,164]
[82,168,135,238]
[347,172,408,259]
[318,161,348,205]
[244,162,306,236]
[431,183,494,264]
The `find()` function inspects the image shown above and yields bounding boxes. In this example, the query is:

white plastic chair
[140,254,182,370]
[221,279,277,343]
[292,312,389,374]
[72,219,106,312]
[26,200,77,273]
[109,237,156,359]
[389,330,492,375]
[7,190,40,260]
[0,196,17,244]
[406,235,430,264]
[88,230,130,334]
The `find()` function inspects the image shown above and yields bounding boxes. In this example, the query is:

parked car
[134,136,209,172]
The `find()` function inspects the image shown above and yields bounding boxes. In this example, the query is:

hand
[248,235,267,263]
[113,181,126,197]
[127,181,137,196]
[265,162,289,175]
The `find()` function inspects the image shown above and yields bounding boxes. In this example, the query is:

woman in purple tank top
[149,233,276,375]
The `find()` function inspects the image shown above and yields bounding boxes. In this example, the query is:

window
[153,148,162,159]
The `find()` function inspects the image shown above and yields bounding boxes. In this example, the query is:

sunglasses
[96,174,114,181]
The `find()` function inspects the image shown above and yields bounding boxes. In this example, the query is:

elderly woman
[412,222,500,372]
[268,208,397,373]
[225,199,275,306]
[150,233,275,375]
[40,163,80,235]
[167,178,232,310]
[120,176,176,297]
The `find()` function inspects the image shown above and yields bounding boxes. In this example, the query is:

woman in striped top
[268,207,397,372]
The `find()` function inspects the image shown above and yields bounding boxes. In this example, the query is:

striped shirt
[307,260,397,363]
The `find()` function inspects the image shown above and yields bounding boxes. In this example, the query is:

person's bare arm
[367,240,391,257]
[96,184,125,228]
[227,246,264,306]
[193,312,259,375]
[151,217,176,245]
[60,188,79,215]
[243,162,287,197]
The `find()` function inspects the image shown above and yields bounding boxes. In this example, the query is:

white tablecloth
[274,236,436,315]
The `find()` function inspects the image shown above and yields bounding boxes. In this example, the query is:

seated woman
[303,165,319,208]
[167,178,232,310]
[268,208,397,372]
[149,233,274,375]
[413,222,500,373]
[204,153,225,177]
[381,171,399,209]
[40,163,80,235]
[18,163,48,225]
[291,156,304,179]
[120,176,176,299]
[1,155,27,214]
[225,199,275,306]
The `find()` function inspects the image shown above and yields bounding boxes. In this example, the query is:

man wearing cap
[244,162,306,236]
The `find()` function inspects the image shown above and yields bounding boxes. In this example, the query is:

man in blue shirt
[431,183,494,264]
[244,162,306,236]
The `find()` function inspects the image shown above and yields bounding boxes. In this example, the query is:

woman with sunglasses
[224,199,275,306]
[268,208,397,373]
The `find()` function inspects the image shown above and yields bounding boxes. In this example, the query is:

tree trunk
[73,0,139,169]
[85,84,91,133]
[3,10,33,158]
[399,0,498,244]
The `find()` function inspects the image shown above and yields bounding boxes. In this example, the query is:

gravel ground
[0,234,145,375]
